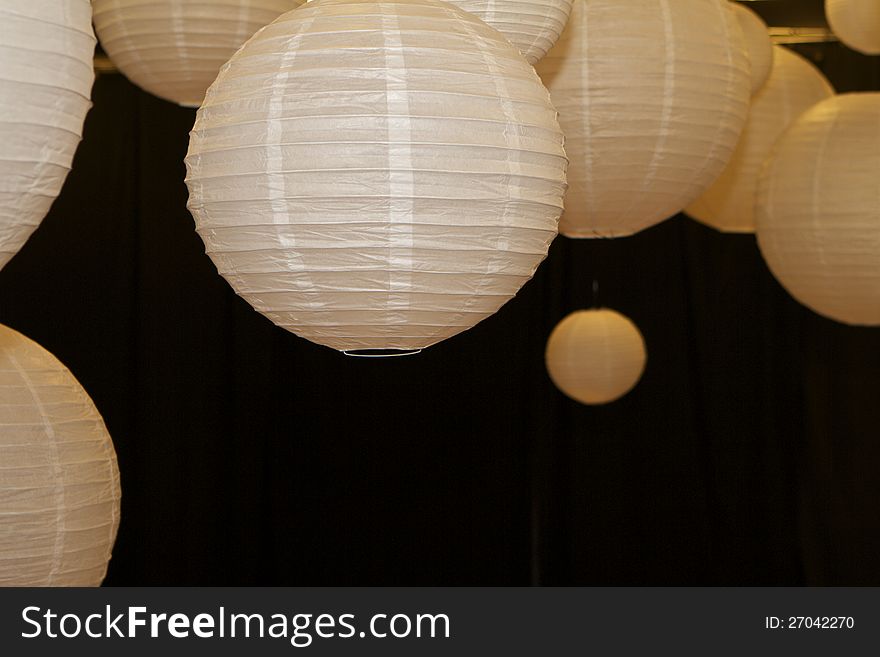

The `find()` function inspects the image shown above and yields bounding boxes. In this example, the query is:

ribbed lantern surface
[826,0,880,55]
[0,0,95,270]
[545,309,647,405]
[731,1,774,95]
[92,0,305,107]
[447,0,573,64]
[186,0,568,353]
[0,325,121,586]
[686,47,834,233]
[536,0,750,238]
[756,93,880,326]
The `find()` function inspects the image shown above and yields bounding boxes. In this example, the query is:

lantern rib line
[0,11,96,41]
[185,141,567,158]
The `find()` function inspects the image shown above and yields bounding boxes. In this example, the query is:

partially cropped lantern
[186,0,567,353]
[0,325,121,586]
[826,0,880,55]
[686,47,834,233]
[0,1,95,270]
[92,0,305,107]
[535,0,750,238]
[756,93,880,326]
[545,309,647,405]
[447,0,573,64]
[730,1,774,95]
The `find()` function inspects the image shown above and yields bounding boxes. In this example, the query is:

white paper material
[731,2,774,95]
[186,0,568,353]
[0,0,95,270]
[687,47,834,233]
[757,93,880,327]
[0,325,121,586]
[447,0,573,65]
[92,0,305,107]
[536,0,751,238]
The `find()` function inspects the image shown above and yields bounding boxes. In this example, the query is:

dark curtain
[0,42,878,586]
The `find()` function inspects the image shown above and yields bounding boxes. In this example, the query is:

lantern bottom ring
[342,348,423,359]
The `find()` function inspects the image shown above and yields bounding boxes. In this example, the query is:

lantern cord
[591,278,600,309]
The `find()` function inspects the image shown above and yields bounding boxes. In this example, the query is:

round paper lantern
[0,1,95,271]
[535,0,750,238]
[730,1,774,95]
[446,0,573,64]
[0,325,121,586]
[92,0,305,107]
[545,309,647,405]
[826,0,880,55]
[756,93,880,326]
[186,0,568,354]
[686,46,834,233]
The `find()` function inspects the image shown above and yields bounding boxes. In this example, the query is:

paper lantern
[535,0,750,238]
[826,0,880,55]
[186,0,567,354]
[756,93,880,326]
[0,325,121,586]
[446,0,573,64]
[0,1,95,271]
[545,309,647,405]
[686,46,834,233]
[92,0,305,107]
[730,2,773,95]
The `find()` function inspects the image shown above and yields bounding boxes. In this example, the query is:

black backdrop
[0,40,879,586]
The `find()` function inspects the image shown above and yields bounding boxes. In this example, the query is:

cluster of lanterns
[0,0,879,585]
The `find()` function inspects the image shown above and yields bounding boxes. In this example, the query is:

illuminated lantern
[447,0,573,64]
[686,46,834,233]
[756,93,880,326]
[92,0,305,107]
[545,309,647,405]
[186,0,567,353]
[826,0,880,55]
[535,0,750,238]
[0,325,121,586]
[0,1,95,270]
[730,1,774,95]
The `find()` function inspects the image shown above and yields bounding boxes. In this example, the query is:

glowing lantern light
[545,309,647,405]
[826,0,880,55]
[730,1,774,95]
[686,46,834,233]
[756,93,880,326]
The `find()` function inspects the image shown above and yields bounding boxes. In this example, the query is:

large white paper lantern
[545,309,647,405]
[0,325,121,586]
[0,1,95,271]
[756,93,880,326]
[92,0,305,107]
[730,1,774,95]
[447,0,573,64]
[535,0,750,238]
[826,0,880,55]
[686,46,834,233]
[186,0,567,354]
